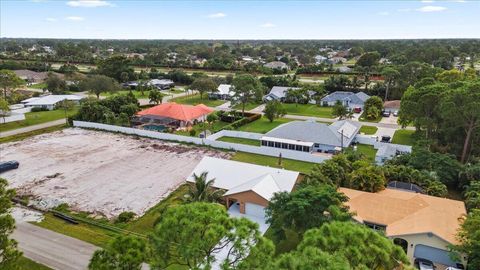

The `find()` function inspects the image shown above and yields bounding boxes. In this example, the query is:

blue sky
[1,0,479,39]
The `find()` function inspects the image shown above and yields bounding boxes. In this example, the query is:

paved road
[12,222,98,270]
[0,119,66,138]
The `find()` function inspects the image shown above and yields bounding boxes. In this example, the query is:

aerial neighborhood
[0,1,480,270]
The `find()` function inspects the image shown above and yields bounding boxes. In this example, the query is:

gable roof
[321,91,370,105]
[187,157,299,201]
[267,86,300,99]
[264,61,288,69]
[22,95,82,106]
[136,102,213,121]
[263,120,360,147]
[339,187,466,245]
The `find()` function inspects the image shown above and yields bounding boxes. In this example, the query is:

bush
[30,107,50,112]
[189,129,197,136]
[116,211,136,223]
[221,112,261,130]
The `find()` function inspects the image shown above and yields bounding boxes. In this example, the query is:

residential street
[0,119,66,138]
[12,222,98,270]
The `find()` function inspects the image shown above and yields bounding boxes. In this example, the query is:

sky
[1,0,479,40]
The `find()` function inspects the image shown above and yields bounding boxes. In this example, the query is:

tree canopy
[0,178,21,269]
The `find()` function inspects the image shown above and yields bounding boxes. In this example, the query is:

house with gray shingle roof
[263,86,300,102]
[321,91,370,109]
[260,120,361,153]
[263,61,289,70]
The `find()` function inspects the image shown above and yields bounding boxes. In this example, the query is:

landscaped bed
[1,128,230,219]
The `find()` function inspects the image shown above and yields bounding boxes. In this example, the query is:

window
[268,141,274,147]
[289,144,295,150]
[364,221,386,231]
[282,143,288,149]
[261,140,267,146]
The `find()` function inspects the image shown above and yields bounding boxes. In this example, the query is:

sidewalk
[0,119,66,138]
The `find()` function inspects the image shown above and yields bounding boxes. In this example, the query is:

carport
[414,244,459,267]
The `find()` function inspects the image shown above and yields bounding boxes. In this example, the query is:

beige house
[340,188,467,269]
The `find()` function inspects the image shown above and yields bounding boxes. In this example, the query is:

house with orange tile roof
[134,102,213,130]
[339,187,467,269]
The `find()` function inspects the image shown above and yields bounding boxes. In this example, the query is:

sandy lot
[0,128,230,218]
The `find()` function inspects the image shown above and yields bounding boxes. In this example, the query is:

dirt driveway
[0,128,230,218]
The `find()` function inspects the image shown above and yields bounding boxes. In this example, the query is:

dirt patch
[0,128,230,218]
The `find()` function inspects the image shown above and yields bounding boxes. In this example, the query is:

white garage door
[245,203,265,218]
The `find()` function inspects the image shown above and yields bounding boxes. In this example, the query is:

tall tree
[298,221,411,270]
[190,77,217,100]
[0,98,10,123]
[263,100,286,122]
[97,56,133,82]
[79,75,119,99]
[56,100,75,125]
[88,235,147,270]
[332,100,352,120]
[381,67,400,101]
[186,172,224,203]
[451,209,480,270]
[231,74,264,116]
[440,81,480,163]
[150,202,274,270]
[0,178,22,269]
[45,72,67,94]
[148,89,164,104]
[267,246,351,270]
[265,184,351,241]
[0,70,23,99]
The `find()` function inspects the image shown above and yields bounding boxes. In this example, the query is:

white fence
[354,134,412,153]
[73,121,329,164]
[207,130,263,141]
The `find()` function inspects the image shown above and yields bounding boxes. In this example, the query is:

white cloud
[260,22,276,28]
[421,0,435,3]
[65,16,85,21]
[377,11,390,16]
[66,0,113,8]
[45,17,57,22]
[207,12,226,18]
[416,5,447,12]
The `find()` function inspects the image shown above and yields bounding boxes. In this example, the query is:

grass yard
[282,103,334,118]
[5,256,52,270]
[232,102,261,111]
[0,108,77,132]
[392,129,417,146]
[359,125,378,135]
[29,83,47,89]
[230,152,316,174]
[217,136,260,146]
[237,116,293,133]
[101,90,150,99]
[355,144,377,162]
[33,213,118,247]
[170,94,226,107]
[0,124,66,144]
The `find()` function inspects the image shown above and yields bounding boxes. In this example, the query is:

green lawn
[392,129,417,146]
[217,136,260,146]
[0,108,77,132]
[29,83,47,89]
[232,102,261,111]
[355,144,377,162]
[101,90,150,99]
[282,103,334,118]
[5,256,52,270]
[170,94,226,107]
[230,152,316,174]
[237,116,293,133]
[33,213,118,247]
[359,125,378,135]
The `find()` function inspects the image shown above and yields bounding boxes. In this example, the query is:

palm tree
[186,172,224,203]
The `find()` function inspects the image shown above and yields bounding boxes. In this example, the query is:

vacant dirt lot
[0,128,230,218]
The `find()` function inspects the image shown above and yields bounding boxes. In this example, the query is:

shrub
[189,129,197,136]
[116,211,136,223]
[30,107,50,112]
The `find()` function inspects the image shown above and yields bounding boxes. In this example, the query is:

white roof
[23,95,82,106]
[20,97,41,104]
[217,84,233,96]
[336,121,358,139]
[187,157,299,201]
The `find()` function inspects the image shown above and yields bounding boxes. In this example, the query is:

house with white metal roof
[321,91,370,109]
[261,120,361,153]
[187,157,299,217]
[21,95,83,110]
[148,79,174,90]
[209,84,233,100]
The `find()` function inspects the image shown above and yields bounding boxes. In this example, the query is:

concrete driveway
[380,115,399,125]
[374,127,396,139]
